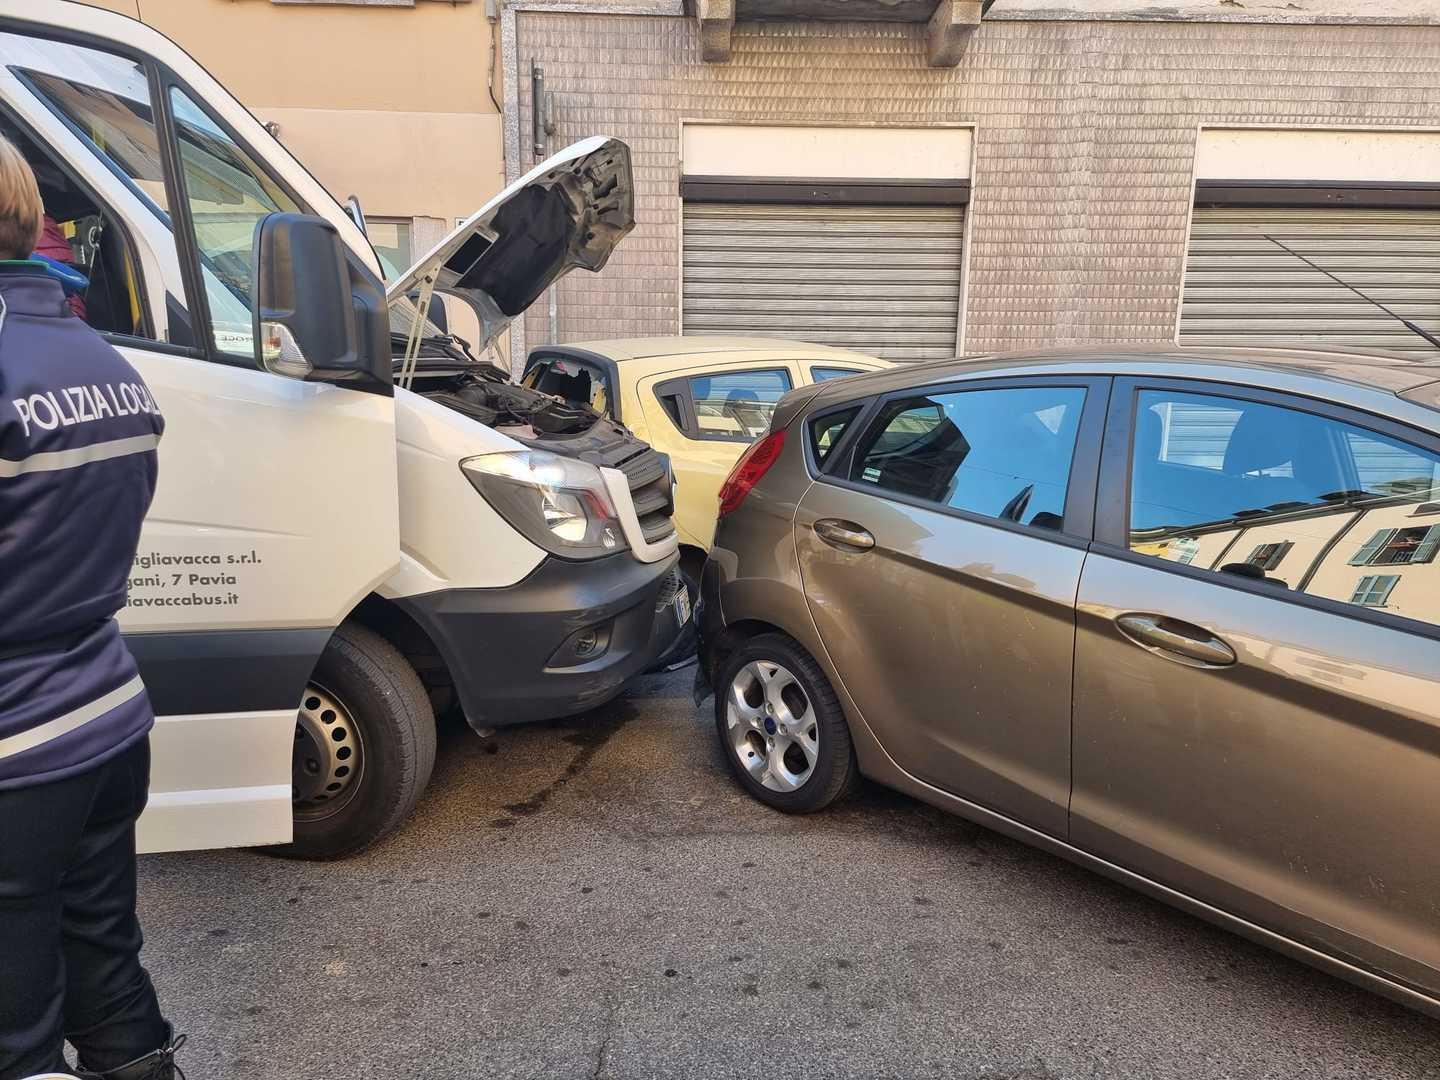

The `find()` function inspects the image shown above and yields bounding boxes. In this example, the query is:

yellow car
[522,336,888,590]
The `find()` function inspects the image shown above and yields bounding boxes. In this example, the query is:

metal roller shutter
[682,202,965,362]
[1180,206,1440,358]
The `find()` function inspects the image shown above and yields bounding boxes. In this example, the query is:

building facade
[502,0,1440,372]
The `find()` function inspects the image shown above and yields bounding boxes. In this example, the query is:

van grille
[616,446,676,545]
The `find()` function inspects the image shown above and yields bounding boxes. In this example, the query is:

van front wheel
[267,622,436,860]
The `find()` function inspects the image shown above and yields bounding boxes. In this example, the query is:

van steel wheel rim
[292,684,365,820]
[726,660,818,792]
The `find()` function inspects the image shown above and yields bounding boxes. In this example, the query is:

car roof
[544,336,885,364]
[800,344,1440,407]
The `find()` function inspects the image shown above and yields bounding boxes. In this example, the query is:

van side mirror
[251,213,391,394]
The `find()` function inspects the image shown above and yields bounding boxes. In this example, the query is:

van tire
[714,632,857,814]
[267,622,436,861]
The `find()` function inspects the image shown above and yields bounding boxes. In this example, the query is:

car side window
[1128,389,1440,627]
[812,366,864,382]
[689,369,791,441]
[847,386,1087,531]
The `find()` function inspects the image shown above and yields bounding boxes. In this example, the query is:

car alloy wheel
[725,660,819,792]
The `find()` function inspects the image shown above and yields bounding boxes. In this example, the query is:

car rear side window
[1128,389,1440,628]
[809,406,862,467]
[848,386,1087,531]
[812,366,865,382]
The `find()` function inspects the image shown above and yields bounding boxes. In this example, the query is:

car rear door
[1072,376,1440,996]
[794,374,1107,837]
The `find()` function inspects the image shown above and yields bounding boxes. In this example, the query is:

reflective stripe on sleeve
[0,675,146,761]
[0,433,160,478]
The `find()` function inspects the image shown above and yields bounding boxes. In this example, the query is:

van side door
[0,27,399,853]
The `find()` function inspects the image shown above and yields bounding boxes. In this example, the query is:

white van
[0,1,686,858]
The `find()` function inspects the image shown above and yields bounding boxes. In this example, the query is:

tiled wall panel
[516,14,1440,356]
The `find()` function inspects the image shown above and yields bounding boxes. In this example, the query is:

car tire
[714,632,857,813]
[266,622,436,860]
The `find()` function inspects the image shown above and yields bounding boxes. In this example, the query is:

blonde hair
[0,136,43,261]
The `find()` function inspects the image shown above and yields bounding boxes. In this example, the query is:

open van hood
[385,137,634,353]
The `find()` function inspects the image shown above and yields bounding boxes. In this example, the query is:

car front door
[2,27,399,853]
[1072,377,1440,996]
[794,375,1107,837]
[640,363,798,550]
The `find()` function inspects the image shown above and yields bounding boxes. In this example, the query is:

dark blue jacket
[0,264,163,789]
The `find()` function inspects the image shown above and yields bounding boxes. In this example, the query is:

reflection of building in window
[1128,388,1440,627]
[1245,541,1293,571]
[1349,526,1440,567]
[1167,537,1200,565]
[1153,400,1241,469]
[1351,575,1400,607]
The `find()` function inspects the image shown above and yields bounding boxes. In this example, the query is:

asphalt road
[137,667,1440,1080]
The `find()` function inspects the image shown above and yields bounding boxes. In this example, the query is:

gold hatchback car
[522,337,889,594]
[697,346,1440,1017]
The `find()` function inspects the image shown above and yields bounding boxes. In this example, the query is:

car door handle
[1114,613,1237,668]
[813,519,875,552]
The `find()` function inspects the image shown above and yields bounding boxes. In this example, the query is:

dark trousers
[0,738,168,1078]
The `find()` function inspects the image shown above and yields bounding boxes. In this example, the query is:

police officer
[0,140,182,1079]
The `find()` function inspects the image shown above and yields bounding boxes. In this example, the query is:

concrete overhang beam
[696,0,736,61]
[927,0,982,66]
[697,0,984,65]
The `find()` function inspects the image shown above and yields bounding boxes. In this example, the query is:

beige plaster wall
[78,0,505,226]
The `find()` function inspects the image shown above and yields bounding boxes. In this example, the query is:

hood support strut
[399,268,440,392]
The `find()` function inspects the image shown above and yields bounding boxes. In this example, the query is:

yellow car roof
[557,336,888,366]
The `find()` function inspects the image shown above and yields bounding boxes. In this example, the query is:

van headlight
[460,451,626,560]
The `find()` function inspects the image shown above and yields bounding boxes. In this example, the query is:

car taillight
[718,429,786,518]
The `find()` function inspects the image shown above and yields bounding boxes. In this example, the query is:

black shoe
[74,1029,186,1080]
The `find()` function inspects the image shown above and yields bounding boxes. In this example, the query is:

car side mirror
[251,213,391,394]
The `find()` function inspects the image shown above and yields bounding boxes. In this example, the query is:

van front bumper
[397,551,685,730]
